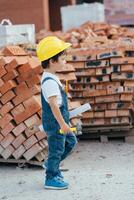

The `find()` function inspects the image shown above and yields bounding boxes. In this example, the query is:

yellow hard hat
[36,36,72,62]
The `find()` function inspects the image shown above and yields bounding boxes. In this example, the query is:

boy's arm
[48,96,70,134]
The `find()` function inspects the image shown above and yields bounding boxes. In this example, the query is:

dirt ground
[0,140,134,200]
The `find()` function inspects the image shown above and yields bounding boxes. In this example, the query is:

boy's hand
[60,122,70,134]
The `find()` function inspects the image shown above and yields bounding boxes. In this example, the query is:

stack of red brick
[0,46,48,162]
[67,45,134,129]
[36,21,134,48]
[0,45,81,164]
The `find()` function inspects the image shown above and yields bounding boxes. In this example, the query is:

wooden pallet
[0,157,44,167]
[79,125,134,143]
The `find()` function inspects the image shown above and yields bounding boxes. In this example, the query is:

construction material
[0,46,47,163]
[67,44,134,134]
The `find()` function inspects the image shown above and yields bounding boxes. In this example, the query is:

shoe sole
[44,185,68,190]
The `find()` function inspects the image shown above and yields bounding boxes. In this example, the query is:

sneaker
[44,177,69,190]
[57,171,64,180]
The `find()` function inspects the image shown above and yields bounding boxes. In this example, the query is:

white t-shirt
[41,72,62,107]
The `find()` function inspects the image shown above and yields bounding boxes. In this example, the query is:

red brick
[0,65,7,78]
[1,145,15,159]
[14,82,30,95]
[23,143,42,161]
[12,134,26,149]
[14,97,41,124]
[83,89,106,97]
[121,64,134,72]
[0,80,16,94]
[0,145,4,154]
[30,85,40,95]
[96,67,111,75]
[37,110,42,118]
[0,113,13,129]
[39,139,48,149]
[110,57,134,65]
[107,86,124,94]
[110,117,129,125]
[105,110,117,117]
[108,102,133,110]
[2,46,27,56]
[5,58,19,72]
[12,145,26,159]
[117,110,130,117]
[23,95,41,108]
[124,80,134,87]
[23,135,37,150]
[35,151,45,162]
[56,63,75,73]
[90,75,109,83]
[0,134,4,142]
[111,65,121,73]
[15,56,28,65]
[82,111,94,119]
[12,83,33,105]
[96,81,120,90]
[58,73,76,82]
[24,114,40,127]
[85,59,109,68]
[17,63,32,74]
[12,91,32,106]
[0,102,2,109]
[87,118,105,126]
[124,86,133,93]
[68,61,85,69]
[0,57,6,67]
[0,133,15,148]
[16,72,34,84]
[94,111,105,118]
[11,104,25,117]
[2,70,19,82]
[0,90,15,104]
[0,102,14,116]
[95,94,120,103]
[12,122,26,137]
[1,122,15,137]
[120,94,133,101]
[26,74,41,88]
[0,78,4,87]
[75,68,96,76]
[35,131,46,141]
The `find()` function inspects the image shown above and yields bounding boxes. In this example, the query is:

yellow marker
[65,80,69,94]
[60,127,76,134]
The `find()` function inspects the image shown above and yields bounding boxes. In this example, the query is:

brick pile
[67,44,134,130]
[0,45,81,164]
[36,21,134,48]
[0,46,48,162]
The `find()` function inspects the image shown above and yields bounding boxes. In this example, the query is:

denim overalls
[41,77,77,180]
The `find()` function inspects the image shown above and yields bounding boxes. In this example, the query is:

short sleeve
[42,79,61,100]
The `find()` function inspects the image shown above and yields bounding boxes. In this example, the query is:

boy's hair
[41,50,65,69]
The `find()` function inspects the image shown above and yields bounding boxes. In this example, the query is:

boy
[37,36,77,190]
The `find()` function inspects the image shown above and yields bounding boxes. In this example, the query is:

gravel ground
[0,140,134,200]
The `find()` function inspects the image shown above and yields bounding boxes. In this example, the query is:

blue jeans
[46,132,77,180]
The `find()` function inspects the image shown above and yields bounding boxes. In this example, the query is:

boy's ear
[49,59,55,64]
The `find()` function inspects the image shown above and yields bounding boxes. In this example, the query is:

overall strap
[42,77,62,89]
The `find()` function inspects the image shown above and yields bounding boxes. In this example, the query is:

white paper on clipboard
[69,103,91,119]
